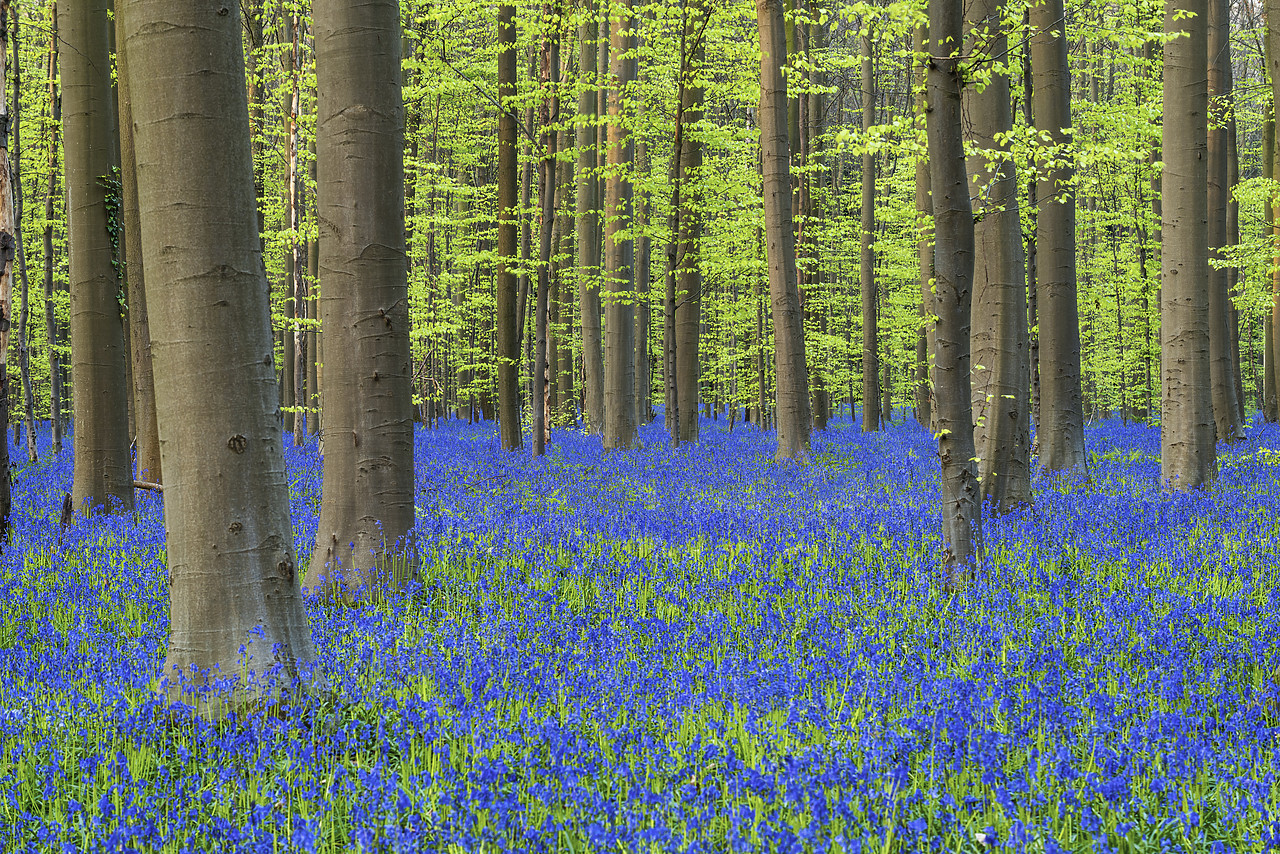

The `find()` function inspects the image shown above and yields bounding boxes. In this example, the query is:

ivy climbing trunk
[307,0,415,595]
[60,0,134,515]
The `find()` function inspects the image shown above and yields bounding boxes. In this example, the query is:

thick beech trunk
[603,0,636,450]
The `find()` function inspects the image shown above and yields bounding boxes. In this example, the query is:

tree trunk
[1163,0,1216,489]
[307,0,414,595]
[1265,115,1278,422]
[113,3,159,482]
[914,23,933,431]
[927,0,982,579]
[532,5,560,456]
[495,5,522,451]
[757,0,811,461]
[120,0,316,715]
[1031,0,1085,471]
[576,1,604,436]
[965,0,1031,512]
[61,0,135,515]
[603,0,636,450]
[676,0,707,445]
[0,0,13,540]
[634,138,652,426]
[43,6,61,455]
[1207,0,1242,440]
[860,24,879,432]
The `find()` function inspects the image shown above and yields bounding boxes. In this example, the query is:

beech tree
[306,0,415,594]
[60,0,133,515]
[120,0,316,713]
[496,4,522,452]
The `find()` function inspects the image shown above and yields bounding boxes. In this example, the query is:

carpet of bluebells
[2,412,1280,853]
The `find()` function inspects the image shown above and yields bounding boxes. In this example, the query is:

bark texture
[495,5,522,451]
[676,0,706,444]
[603,0,636,450]
[577,0,604,436]
[1031,0,1085,471]
[757,0,811,461]
[307,0,415,593]
[60,0,134,515]
[1162,0,1216,489]
[120,0,316,714]
[927,0,982,577]
[965,0,1031,511]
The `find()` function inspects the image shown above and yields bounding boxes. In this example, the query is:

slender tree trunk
[1227,111,1244,424]
[120,0,315,715]
[1271,13,1280,422]
[495,5,522,451]
[757,0,811,461]
[114,2,159,482]
[307,145,319,437]
[307,0,414,595]
[61,0,135,515]
[635,137,652,426]
[860,24,879,432]
[603,0,636,450]
[1163,0,1216,489]
[1265,115,1278,422]
[913,23,933,431]
[0,0,14,541]
[808,9,829,432]
[532,5,560,456]
[1207,0,1242,440]
[43,7,61,455]
[1032,0,1085,471]
[927,0,981,579]
[12,8,36,464]
[576,1,604,436]
[676,0,706,444]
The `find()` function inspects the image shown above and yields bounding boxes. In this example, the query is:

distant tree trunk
[1163,0,1216,489]
[1031,0,1084,471]
[927,0,981,579]
[1227,108,1244,424]
[495,5,522,451]
[120,0,316,715]
[913,23,933,431]
[532,5,560,456]
[635,137,652,426]
[860,24,879,432]
[307,146,319,437]
[307,0,414,595]
[60,0,135,515]
[1207,0,1242,441]
[757,0,811,461]
[113,3,159,482]
[965,0,1030,511]
[676,0,706,445]
[603,0,636,450]
[0,0,13,540]
[12,7,36,465]
[577,1,604,436]
[43,7,61,455]
[1265,115,1279,422]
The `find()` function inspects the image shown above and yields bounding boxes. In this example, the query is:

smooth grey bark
[12,6,36,465]
[603,0,636,450]
[577,0,604,436]
[1031,0,1085,471]
[307,0,415,594]
[965,0,1030,511]
[113,5,159,483]
[913,23,933,431]
[496,5,522,451]
[532,7,560,456]
[757,0,811,461]
[1270,7,1280,420]
[60,0,134,515]
[120,0,315,714]
[928,0,982,578]
[860,25,878,432]
[634,138,652,426]
[676,0,706,445]
[1206,0,1242,441]
[1265,115,1278,422]
[1162,0,1216,490]
[42,7,61,455]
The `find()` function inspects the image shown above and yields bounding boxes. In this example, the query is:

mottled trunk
[603,0,636,450]
[928,0,981,578]
[60,0,134,514]
[1031,0,1084,470]
[1163,0,1216,489]
[1207,0,1242,440]
[965,0,1030,511]
[757,0,811,461]
[495,5,522,451]
[120,0,315,714]
[307,0,415,594]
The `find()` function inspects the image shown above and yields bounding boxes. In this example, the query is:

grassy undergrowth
[1,415,1279,852]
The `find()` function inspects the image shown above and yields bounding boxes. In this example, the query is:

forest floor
[0,413,1278,852]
